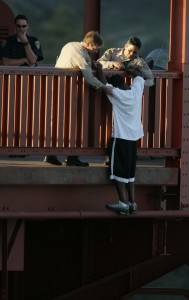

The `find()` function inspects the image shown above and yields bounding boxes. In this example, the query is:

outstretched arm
[96,62,108,84]
[96,62,114,95]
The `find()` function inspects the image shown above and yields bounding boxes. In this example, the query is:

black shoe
[129,202,137,214]
[65,156,89,167]
[44,155,62,166]
[105,201,129,215]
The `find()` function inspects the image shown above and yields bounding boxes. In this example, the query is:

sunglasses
[16,24,27,28]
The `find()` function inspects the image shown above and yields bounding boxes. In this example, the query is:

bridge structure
[0,0,189,299]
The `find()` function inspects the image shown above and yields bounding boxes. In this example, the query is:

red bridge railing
[0,66,182,157]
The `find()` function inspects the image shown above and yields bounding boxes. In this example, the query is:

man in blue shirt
[1,14,43,66]
[1,14,61,165]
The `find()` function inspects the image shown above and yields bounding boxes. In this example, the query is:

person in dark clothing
[1,14,61,165]
[1,14,43,66]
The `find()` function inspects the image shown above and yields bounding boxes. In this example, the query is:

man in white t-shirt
[97,63,145,215]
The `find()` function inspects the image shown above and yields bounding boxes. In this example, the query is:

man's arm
[23,43,38,65]
[96,62,108,84]
[17,33,38,65]
[2,57,30,66]
[1,36,37,66]
[96,62,114,95]
[76,56,113,95]
[1,38,29,66]
[97,49,116,69]
[126,58,154,87]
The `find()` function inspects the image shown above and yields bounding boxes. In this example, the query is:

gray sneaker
[129,202,137,214]
[105,201,129,215]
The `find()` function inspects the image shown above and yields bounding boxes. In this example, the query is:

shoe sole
[119,211,129,215]
[44,161,62,166]
[129,211,137,214]
[129,203,137,214]
[106,205,129,215]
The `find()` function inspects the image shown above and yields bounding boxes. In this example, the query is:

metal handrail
[0,66,182,157]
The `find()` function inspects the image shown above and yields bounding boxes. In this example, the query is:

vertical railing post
[168,0,184,149]
[169,0,189,210]
[180,0,189,210]
[1,220,8,300]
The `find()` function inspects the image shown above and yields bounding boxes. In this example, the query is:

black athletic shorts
[109,137,137,183]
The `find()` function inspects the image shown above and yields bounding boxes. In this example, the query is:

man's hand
[17,32,28,44]
[97,63,113,95]
[113,61,125,70]
[101,85,113,96]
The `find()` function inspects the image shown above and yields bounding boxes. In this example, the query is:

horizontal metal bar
[0,147,180,157]
[136,287,189,296]
[0,66,182,78]
[0,210,189,219]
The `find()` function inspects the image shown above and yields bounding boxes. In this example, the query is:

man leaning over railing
[54,30,113,167]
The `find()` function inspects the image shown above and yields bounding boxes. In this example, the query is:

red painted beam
[83,0,101,34]
[0,210,189,219]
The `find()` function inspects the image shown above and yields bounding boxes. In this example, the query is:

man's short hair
[83,31,103,46]
[108,74,130,90]
[127,36,142,49]
[15,14,28,24]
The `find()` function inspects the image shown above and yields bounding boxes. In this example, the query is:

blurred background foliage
[4,0,170,66]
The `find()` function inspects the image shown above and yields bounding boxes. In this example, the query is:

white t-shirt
[106,76,145,141]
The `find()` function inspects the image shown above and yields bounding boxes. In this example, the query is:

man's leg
[115,180,128,203]
[105,180,129,214]
[126,182,137,214]
[126,182,135,203]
